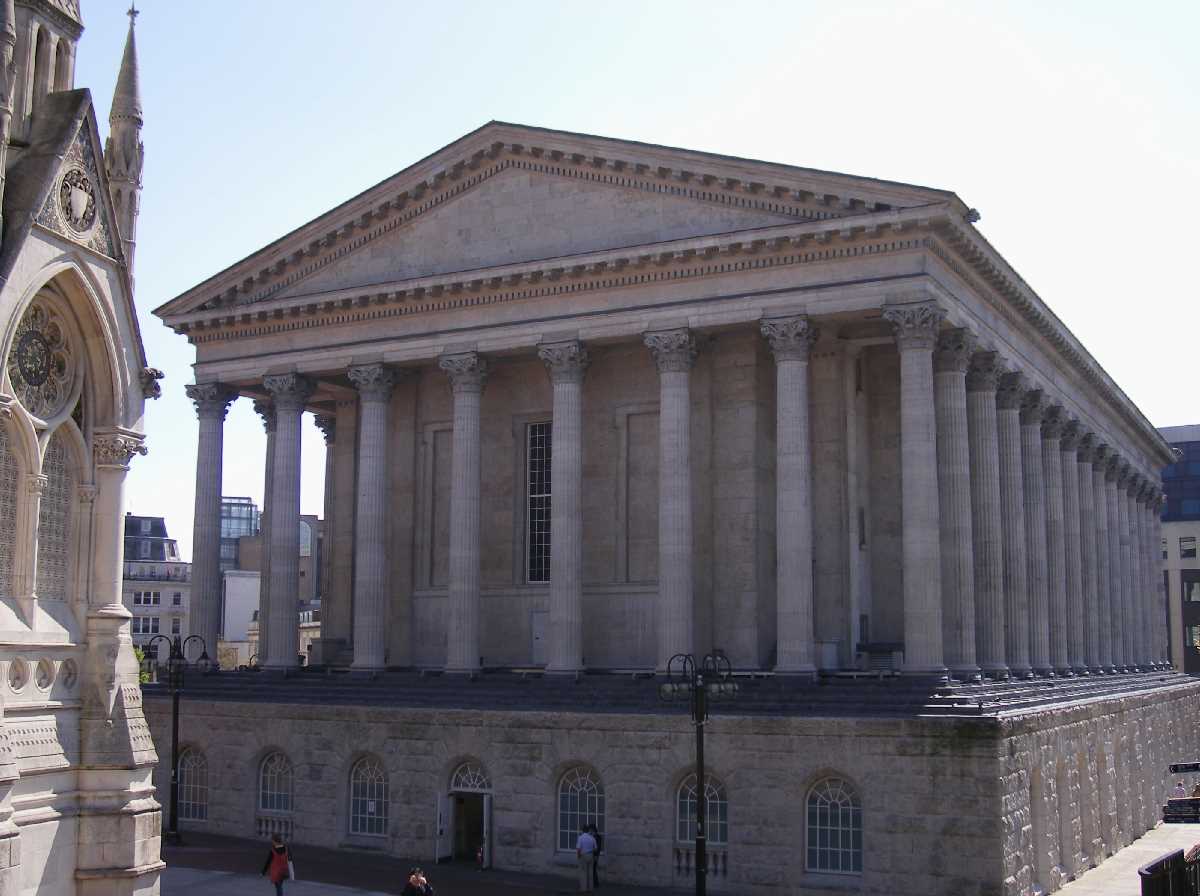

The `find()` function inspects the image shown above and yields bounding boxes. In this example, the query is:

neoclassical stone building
[0,2,161,894]
[151,122,1195,895]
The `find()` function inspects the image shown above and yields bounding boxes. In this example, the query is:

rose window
[7,301,73,420]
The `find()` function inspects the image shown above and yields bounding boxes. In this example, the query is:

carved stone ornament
[1104,454,1120,482]
[314,414,336,444]
[263,373,316,410]
[933,328,977,374]
[760,317,819,362]
[7,299,75,421]
[348,363,397,401]
[1092,443,1111,469]
[1041,405,1065,440]
[438,352,489,394]
[1019,389,1048,425]
[1127,471,1144,496]
[140,367,164,400]
[26,474,47,497]
[996,371,1027,410]
[643,329,697,373]
[966,352,1001,393]
[59,167,97,234]
[77,484,97,504]
[1113,459,1130,487]
[252,399,276,434]
[185,383,238,419]
[882,302,945,351]
[538,340,590,384]
[93,433,147,468]
[36,126,116,258]
[1075,433,1095,464]
[1058,420,1081,452]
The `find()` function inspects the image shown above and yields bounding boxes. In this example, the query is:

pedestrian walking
[402,866,435,895]
[576,826,597,892]
[259,833,294,896]
[588,823,603,888]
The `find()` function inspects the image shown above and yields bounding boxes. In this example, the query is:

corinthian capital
[1020,389,1048,426]
[1104,453,1120,482]
[348,363,397,402]
[1058,419,1081,452]
[93,432,147,469]
[439,352,489,394]
[538,340,590,385]
[1076,432,1095,464]
[933,328,976,374]
[882,302,945,351]
[185,383,238,420]
[263,373,316,411]
[253,399,276,434]
[1127,471,1144,497]
[643,328,697,373]
[996,371,1027,410]
[760,316,819,362]
[314,414,336,445]
[966,352,1001,393]
[1092,442,1111,469]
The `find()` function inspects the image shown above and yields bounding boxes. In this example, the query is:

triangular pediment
[158,122,958,318]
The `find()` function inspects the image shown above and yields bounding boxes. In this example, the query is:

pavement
[161,832,676,896]
[1056,823,1200,896]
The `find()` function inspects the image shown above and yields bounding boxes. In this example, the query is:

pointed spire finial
[111,4,142,124]
[128,3,138,22]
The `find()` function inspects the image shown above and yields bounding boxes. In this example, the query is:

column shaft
[1115,468,1135,669]
[1153,493,1168,666]
[440,353,488,673]
[997,373,1031,676]
[1021,393,1052,674]
[883,303,945,674]
[934,330,977,676]
[253,401,276,666]
[539,341,589,673]
[1042,410,1070,673]
[185,384,236,655]
[1075,436,1101,673]
[262,374,314,670]
[1091,446,1114,672]
[349,364,396,670]
[1059,423,1087,674]
[1105,462,1125,670]
[1125,481,1144,668]
[967,353,1005,676]
[644,330,697,669]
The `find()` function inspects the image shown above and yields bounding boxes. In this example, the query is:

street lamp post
[659,651,738,896]
[146,633,211,846]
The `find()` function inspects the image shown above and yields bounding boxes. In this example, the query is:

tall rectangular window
[1181,537,1197,560]
[1184,571,1200,604]
[527,422,552,583]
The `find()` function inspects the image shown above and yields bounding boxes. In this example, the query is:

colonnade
[186,300,1168,677]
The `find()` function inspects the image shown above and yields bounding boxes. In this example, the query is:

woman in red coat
[260,833,292,895]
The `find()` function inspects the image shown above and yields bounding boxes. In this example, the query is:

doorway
[453,792,484,861]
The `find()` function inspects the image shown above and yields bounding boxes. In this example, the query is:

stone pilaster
[882,302,946,674]
[761,317,819,674]
[934,328,978,677]
[1041,408,1070,674]
[997,371,1031,677]
[1021,391,1052,675]
[1090,444,1114,673]
[538,340,590,674]
[348,363,397,671]
[262,373,316,670]
[644,329,698,669]
[253,399,276,665]
[440,352,488,673]
[1059,421,1087,674]
[967,351,1005,677]
[1075,434,1101,674]
[185,383,238,656]
[1104,458,1125,671]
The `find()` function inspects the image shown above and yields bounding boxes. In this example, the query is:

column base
[1010,665,1034,679]
[1087,665,1106,676]
[1033,667,1056,678]
[950,664,982,682]
[1054,666,1075,677]
[900,663,948,679]
[1072,665,1090,676]
[980,664,1009,680]
[774,663,818,678]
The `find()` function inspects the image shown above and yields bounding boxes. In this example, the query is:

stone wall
[145,678,1200,896]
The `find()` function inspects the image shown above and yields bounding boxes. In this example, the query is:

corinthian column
[997,372,1031,677]
[934,329,977,678]
[253,400,275,665]
[967,352,1005,678]
[1042,408,1071,674]
[882,302,946,674]
[538,340,590,674]
[644,329,698,670]
[1105,458,1126,670]
[1126,474,1145,669]
[262,373,315,670]
[1059,421,1087,674]
[1114,462,1134,670]
[761,316,819,675]
[440,352,489,673]
[185,383,238,656]
[1091,444,1114,672]
[1151,488,1168,667]
[348,363,397,671]
[1021,391,1052,675]
[1075,434,1101,673]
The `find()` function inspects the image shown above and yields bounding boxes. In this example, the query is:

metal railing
[1140,846,1200,896]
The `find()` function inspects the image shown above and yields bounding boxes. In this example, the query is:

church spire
[105,5,144,274]
[0,0,18,243]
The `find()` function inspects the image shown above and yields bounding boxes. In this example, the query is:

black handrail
[1140,848,1200,896]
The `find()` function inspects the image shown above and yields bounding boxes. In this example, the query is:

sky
[73,0,1200,561]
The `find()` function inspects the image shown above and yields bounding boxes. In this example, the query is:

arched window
[349,757,388,836]
[557,766,604,851]
[450,761,491,793]
[806,777,862,874]
[177,748,208,822]
[676,773,727,845]
[0,421,18,595]
[36,429,73,601]
[259,752,293,815]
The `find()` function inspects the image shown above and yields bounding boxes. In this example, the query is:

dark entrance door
[453,793,484,862]
[1181,571,1200,674]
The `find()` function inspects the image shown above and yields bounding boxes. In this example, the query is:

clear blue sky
[74,0,1200,560]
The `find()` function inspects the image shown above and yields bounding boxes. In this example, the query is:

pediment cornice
[156,124,958,320]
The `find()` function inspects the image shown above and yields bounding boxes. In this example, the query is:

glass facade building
[220,496,261,572]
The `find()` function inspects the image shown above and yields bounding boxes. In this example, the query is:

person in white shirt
[575,828,598,892]
[1174,781,1189,799]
